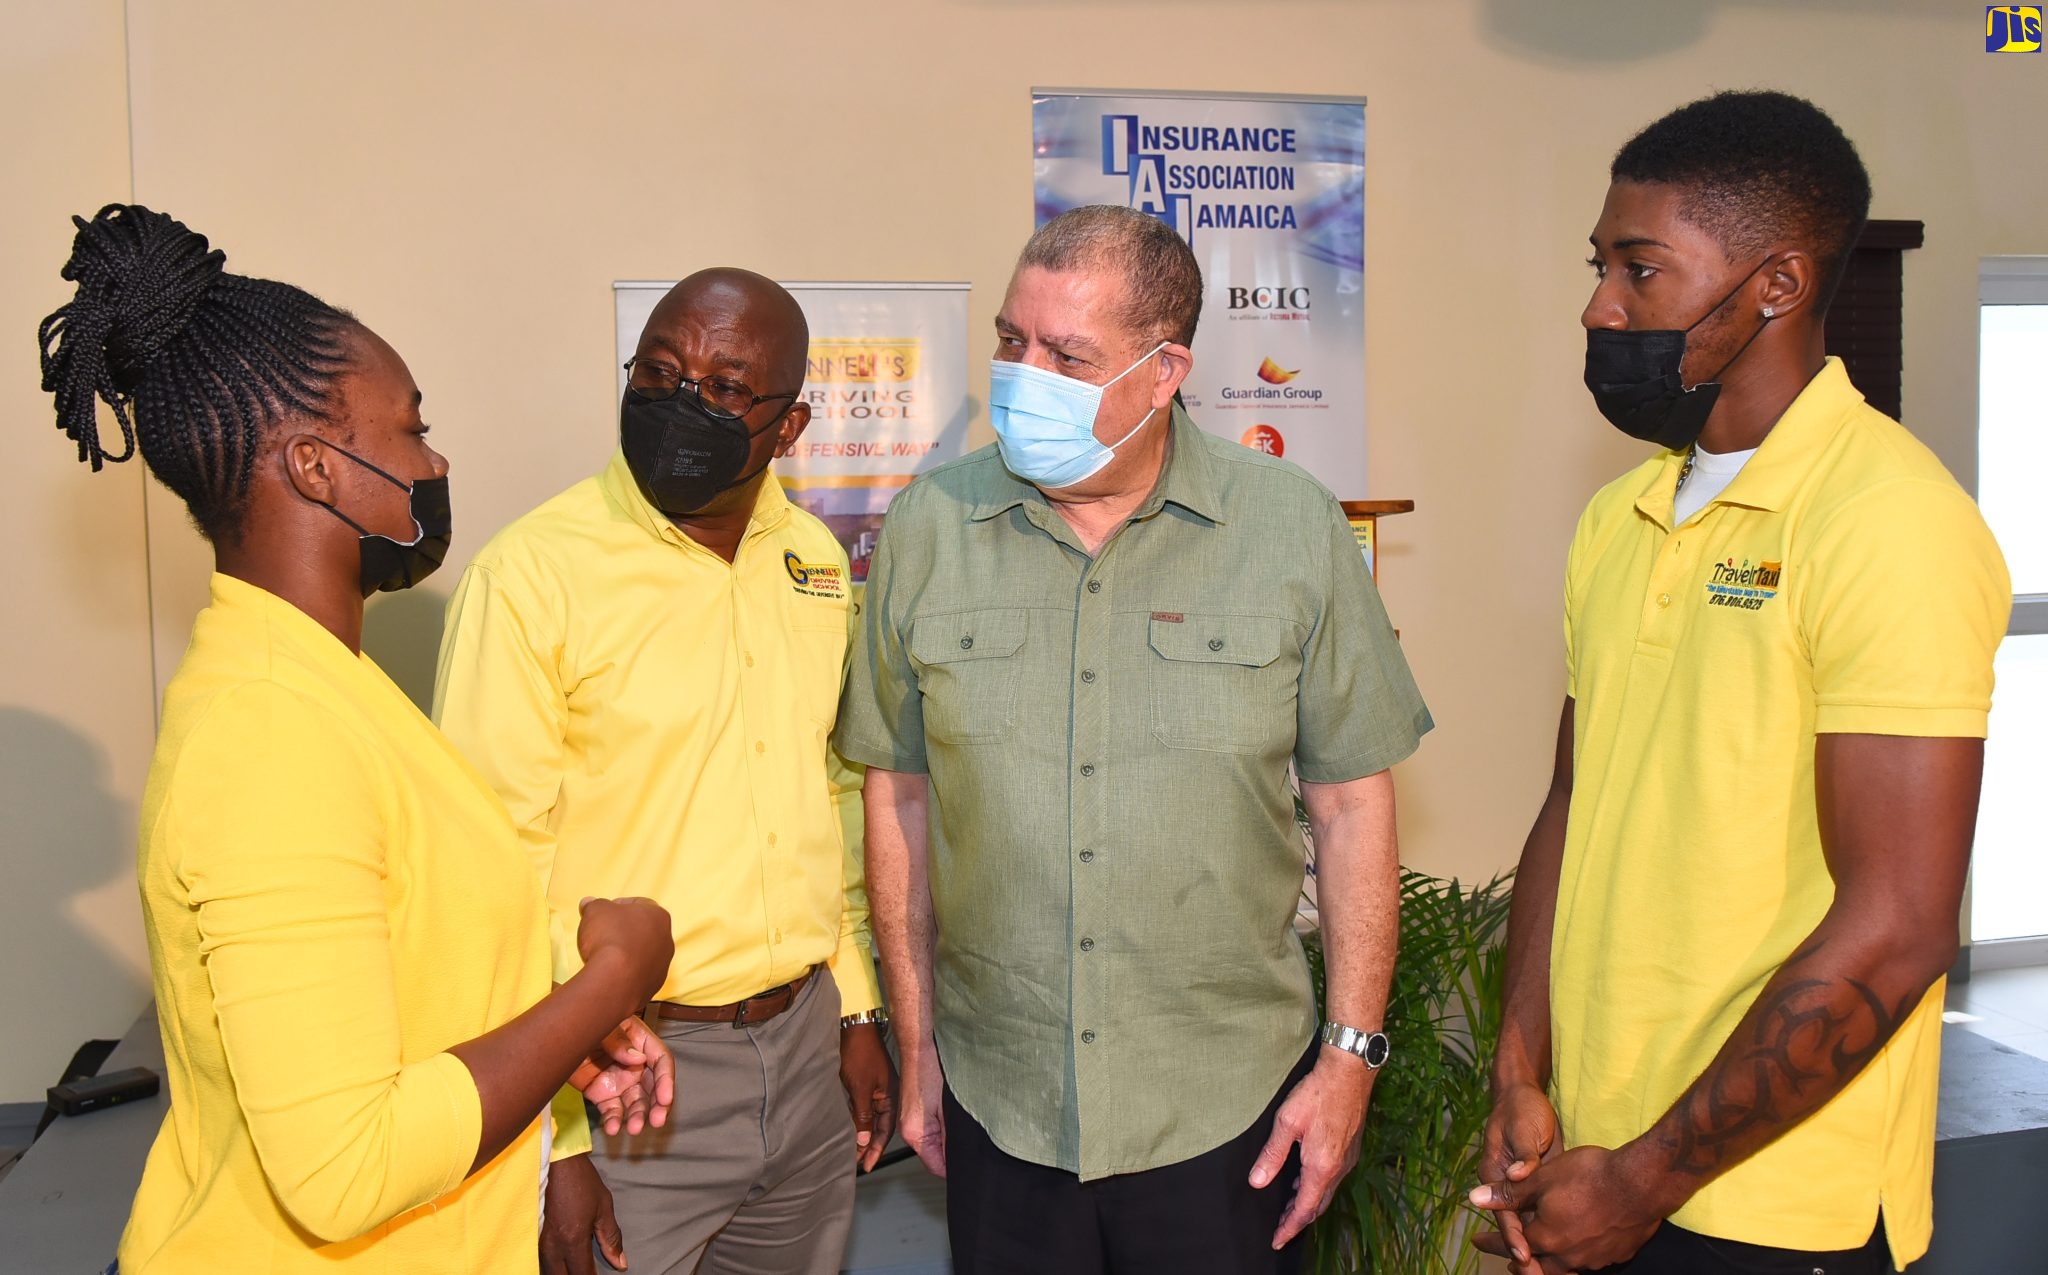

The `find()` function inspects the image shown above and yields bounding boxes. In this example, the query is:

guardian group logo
[1987,6,2042,51]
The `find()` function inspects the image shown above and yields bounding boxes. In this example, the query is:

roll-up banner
[1032,89,1367,495]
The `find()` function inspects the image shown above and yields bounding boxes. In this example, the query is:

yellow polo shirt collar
[1634,359,1864,530]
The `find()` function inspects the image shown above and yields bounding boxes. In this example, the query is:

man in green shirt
[834,205,1432,1273]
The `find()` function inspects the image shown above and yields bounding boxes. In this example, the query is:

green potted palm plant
[1298,860,1513,1274]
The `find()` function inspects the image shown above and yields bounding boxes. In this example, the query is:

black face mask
[1584,255,1776,450]
[619,387,783,516]
[312,441,452,597]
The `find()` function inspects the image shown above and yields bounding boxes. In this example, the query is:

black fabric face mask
[1583,255,1776,451]
[619,387,781,516]
[313,441,452,597]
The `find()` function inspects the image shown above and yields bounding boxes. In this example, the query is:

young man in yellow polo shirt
[434,270,895,1275]
[1473,92,2009,1274]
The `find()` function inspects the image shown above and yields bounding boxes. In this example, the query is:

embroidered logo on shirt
[1151,612,1185,623]
[785,551,846,599]
[1703,557,1782,611]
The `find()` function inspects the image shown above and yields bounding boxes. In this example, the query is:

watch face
[1364,1033,1391,1068]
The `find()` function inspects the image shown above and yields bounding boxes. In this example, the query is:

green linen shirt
[834,407,1431,1179]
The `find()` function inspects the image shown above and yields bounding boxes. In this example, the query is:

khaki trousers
[593,974,855,1275]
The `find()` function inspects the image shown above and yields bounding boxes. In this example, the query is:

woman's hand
[575,896,673,1008]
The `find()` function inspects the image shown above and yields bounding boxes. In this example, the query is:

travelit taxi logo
[1987,6,2042,50]
[1705,557,1782,611]
[1098,114,1304,246]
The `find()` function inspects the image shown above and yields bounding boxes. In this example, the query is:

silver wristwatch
[1320,1021,1391,1068]
[840,1008,890,1031]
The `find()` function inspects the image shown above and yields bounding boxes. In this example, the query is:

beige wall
[3,0,2043,1099]
[0,0,154,1101]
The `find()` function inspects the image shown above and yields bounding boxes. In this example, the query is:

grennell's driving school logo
[785,551,846,599]
[1704,557,1782,611]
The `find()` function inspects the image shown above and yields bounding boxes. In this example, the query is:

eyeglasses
[623,358,799,421]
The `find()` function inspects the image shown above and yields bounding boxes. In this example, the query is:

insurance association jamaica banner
[1033,90,1367,495]
[615,281,971,588]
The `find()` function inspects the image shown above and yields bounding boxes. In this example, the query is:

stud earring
[1761,305,1776,318]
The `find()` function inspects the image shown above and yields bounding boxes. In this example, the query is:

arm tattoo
[1655,940,1919,1178]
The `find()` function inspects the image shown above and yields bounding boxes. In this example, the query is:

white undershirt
[1673,443,1758,525]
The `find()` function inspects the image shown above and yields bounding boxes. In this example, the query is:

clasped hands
[567,894,677,1137]
[1468,1082,1672,1275]
[568,1015,675,1137]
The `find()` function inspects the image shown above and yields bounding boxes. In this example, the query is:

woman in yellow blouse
[37,204,677,1273]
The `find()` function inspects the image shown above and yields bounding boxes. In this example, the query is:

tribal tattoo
[1650,940,1919,1178]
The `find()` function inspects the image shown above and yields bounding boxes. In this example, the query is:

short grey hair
[1016,205,1204,350]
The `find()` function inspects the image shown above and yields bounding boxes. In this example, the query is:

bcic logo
[1987,6,2042,50]
[1240,425,1285,457]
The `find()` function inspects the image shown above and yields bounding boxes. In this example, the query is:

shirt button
[1080,1030,1096,1044]
[1208,637,1224,651]
[1657,593,1673,608]
[960,636,974,649]
[1079,849,1095,863]
[1080,764,1095,777]
[756,740,766,754]
[1079,937,1095,952]
[1087,580,1102,594]
[767,832,778,847]
[1081,669,1096,684]
[745,653,755,667]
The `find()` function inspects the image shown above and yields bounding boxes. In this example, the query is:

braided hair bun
[37,204,356,540]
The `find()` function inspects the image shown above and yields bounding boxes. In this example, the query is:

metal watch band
[1320,1021,1391,1069]
[840,1008,891,1030]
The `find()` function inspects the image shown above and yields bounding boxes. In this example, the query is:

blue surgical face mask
[988,342,1167,489]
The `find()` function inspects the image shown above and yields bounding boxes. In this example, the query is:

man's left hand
[1469,1143,1669,1273]
[1248,1052,1374,1249]
[839,1021,898,1172]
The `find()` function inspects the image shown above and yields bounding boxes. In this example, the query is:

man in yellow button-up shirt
[435,269,892,1275]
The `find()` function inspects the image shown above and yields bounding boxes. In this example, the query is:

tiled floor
[1946,963,2048,1062]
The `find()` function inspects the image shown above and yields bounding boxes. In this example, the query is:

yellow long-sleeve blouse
[117,574,552,1272]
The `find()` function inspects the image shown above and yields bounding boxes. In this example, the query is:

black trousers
[942,1046,1318,1275]
[1599,1215,1892,1275]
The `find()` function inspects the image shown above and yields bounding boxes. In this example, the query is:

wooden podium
[1340,499,1414,583]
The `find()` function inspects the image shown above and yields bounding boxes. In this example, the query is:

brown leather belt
[646,967,816,1027]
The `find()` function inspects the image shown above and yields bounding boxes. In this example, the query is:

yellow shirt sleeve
[1800,479,2011,737]
[171,682,483,1243]
[825,743,882,1015]
[435,559,577,982]
[1562,491,1608,700]
[549,1084,593,1161]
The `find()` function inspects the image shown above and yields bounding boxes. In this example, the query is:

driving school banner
[614,281,972,585]
[1033,89,1368,495]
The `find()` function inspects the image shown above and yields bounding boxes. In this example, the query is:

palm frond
[1300,868,1514,1275]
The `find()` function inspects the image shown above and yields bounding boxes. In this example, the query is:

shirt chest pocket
[789,616,850,730]
[1148,613,1300,755]
[910,607,1028,745]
